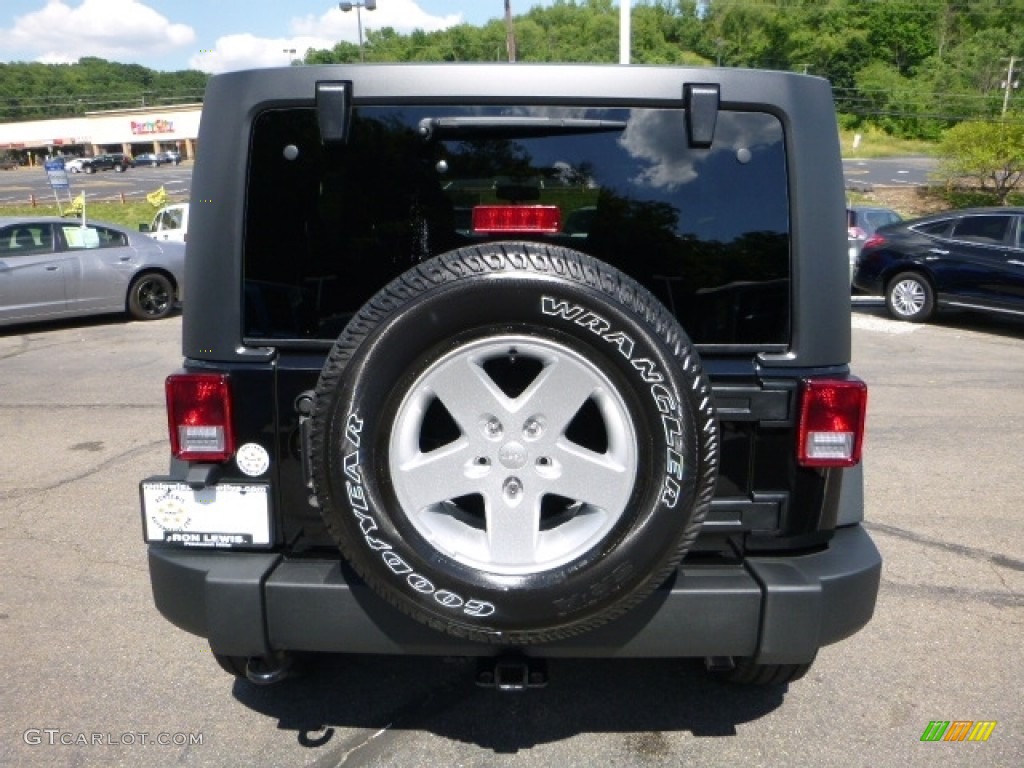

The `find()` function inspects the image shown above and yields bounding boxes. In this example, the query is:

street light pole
[340,1,377,62]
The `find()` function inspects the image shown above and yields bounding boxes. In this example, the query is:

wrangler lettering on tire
[310,242,719,644]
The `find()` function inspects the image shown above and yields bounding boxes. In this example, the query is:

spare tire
[309,242,718,644]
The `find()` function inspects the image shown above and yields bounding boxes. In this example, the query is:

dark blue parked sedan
[134,152,165,167]
[852,207,1024,322]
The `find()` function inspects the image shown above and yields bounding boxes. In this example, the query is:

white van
[140,203,189,243]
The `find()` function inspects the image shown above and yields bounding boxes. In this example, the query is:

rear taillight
[472,205,561,233]
[166,373,235,462]
[862,233,886,250]
[797,378,867,468]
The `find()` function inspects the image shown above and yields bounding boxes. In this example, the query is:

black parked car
[81,152,134,173]
[853,207,1024,322]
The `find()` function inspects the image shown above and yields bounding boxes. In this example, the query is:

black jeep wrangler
[141,64,880,687]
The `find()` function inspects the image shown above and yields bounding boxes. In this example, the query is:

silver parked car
[63,157,89,173]
[847,205,902,282]
[0,216,185,326]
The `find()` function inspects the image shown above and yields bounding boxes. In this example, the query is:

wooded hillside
[3,0,1021,141]
[0,57,206,122]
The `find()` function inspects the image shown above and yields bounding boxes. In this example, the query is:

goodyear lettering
[464,599,496,617]
[434,590,464,608]
[407,573,435,593]
[382,551,413,575]
[343,451,361,483]
[345,413,363,447]
[353,509,378,536]
[343,411,497,619]
[346,480,369,511]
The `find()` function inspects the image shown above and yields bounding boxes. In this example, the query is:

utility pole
[619,0,631,65]
[504,0,516,63]
[1002,56,1018,117]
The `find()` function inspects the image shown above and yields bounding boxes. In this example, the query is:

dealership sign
[44,158,69,190]
[131,119,175,135]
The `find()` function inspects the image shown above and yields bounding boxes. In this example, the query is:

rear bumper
[148,525,880,665]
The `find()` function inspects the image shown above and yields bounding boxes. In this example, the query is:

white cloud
[290,0,462,39]
[188,34,337,74]
[6,0,195,65]
[192,0,464,74]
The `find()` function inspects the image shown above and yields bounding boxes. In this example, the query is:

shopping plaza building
[0,103,201,164]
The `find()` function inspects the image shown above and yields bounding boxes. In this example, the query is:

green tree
[937,117,1024,204]
[0,59,206,122]
[921,28,1019,121]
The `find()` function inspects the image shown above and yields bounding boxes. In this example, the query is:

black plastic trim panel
[148,526,880,662]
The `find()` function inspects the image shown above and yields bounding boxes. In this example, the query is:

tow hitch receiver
[476,656,548,691]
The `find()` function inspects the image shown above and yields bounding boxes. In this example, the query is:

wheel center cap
[498,441,527,469]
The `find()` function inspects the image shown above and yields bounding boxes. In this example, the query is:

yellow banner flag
[68,192,85,214]
[147,186,167,208]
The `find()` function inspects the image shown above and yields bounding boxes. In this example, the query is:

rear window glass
[243,105,790,346]
[0,224,53,254]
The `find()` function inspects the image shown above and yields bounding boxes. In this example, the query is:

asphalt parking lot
[1,304,1022,767]
[0,163,191,207]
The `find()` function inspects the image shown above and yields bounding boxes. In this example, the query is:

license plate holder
[141,481,271,548]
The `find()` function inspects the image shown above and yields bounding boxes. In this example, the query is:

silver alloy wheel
[890,277,926,317]
[389,335,638,576]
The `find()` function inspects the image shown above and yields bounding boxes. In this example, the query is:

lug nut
[503,477,523,500]
[523,418,544,439]
[484,418,503,439]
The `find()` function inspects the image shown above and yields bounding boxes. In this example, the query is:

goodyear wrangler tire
[309,242,718,645]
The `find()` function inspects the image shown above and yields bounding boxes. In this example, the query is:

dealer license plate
[141,481,270,547]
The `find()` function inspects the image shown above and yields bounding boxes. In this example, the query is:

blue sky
[0,0,572,73]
